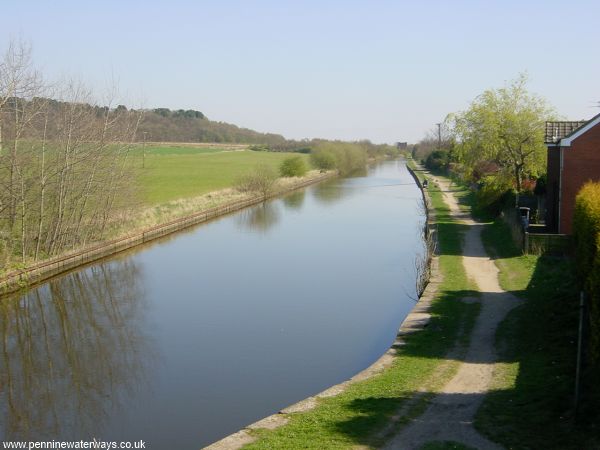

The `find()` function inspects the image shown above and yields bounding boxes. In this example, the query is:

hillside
[138,107,291,147]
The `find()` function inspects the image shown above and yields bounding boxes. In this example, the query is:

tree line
[138,108,291,146]
[0,42,141,267]
[0,40,400,270]
[413,74,554,212]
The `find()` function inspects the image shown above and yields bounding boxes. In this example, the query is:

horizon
[2,0,599,144]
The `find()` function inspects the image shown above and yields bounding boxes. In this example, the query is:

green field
[140,145,226,156]
[134,148,310,205]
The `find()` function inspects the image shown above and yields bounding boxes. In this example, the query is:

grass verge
[243,169,480,449]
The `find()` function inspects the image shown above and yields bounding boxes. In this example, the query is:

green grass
[474,218,600,449]
[404,167,599,449]
[138,145,225,155]
[134,149,310,205]
[243,171,480,449]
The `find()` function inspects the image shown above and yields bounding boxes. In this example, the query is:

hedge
[573,182,600,365]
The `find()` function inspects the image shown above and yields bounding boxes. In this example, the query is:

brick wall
[546,146,561,232]
[560,122,600,233]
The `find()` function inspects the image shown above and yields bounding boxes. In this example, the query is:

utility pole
[436,123,442,150]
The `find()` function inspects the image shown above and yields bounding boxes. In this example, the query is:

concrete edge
[204,159,440,450]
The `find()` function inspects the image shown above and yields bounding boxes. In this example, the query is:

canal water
[0,160,424,449]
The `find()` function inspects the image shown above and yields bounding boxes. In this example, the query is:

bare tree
[235,164,278,199]
[0,41,142,267]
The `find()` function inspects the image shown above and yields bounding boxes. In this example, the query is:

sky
[2,0,599,143]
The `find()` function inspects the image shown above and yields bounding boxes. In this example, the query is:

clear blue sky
[3,0,599,143]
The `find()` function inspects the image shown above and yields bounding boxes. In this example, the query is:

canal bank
[205,159,443,449]
[1,160,427,448]
[0,171,335,296]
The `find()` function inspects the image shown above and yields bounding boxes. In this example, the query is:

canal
[0,159,425,448]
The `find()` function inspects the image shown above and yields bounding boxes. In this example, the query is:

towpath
[383,174,520,450]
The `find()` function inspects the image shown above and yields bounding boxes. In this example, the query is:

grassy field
[132,147,310,205]
[242,167,480,449]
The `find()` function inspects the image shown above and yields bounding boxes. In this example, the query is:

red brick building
[545,112,600,234]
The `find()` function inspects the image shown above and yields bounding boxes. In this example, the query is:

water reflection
[281,190,305,210]
[236,201,280,233]
[0,160,424,448]
[311,181,346,205]
[346,168,368,178]
[0,259,151,441]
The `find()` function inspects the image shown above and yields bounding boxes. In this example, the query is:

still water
[0,160,424,448]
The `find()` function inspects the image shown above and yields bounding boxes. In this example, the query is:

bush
[235,164,278,198]
[425,150,449,173]
[248,144,270,152]
[279,156,307,177]
[573,182,600,365]
[475,175,513,216]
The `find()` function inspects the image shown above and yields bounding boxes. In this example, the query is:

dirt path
[383,175,521,450]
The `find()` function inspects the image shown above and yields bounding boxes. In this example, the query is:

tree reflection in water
[312,181,346,205]
[281,190,305,211]
[236,201,280,233]
[0,259,152,441]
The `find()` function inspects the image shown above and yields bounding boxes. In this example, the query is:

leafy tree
[309,142,367,175]
[450,74,554,202]
[153,108,171,117]
[310,148,337,170]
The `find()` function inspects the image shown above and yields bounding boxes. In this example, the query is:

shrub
[573,181,600,365]
[235,164,278,198]
[279,156,307,177]
[475,175,513,216]
[248,144,270,151]
[425,150,449,173]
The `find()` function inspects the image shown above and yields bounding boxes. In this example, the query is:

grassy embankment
[241,163,480,449]
[111,146,315,234]
[132,145,311,204]
[473,217,600,449]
